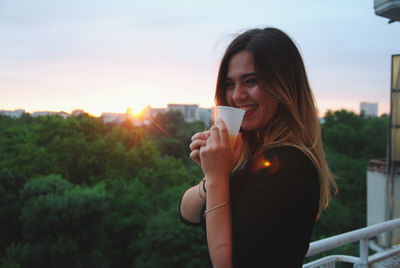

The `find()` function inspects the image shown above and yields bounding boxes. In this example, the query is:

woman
[179,27,336,267]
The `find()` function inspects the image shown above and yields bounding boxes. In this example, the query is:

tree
[312,111,388,241]
[105,179,152,267]
[149,111,206,163]
[0,169,27,255]
[151,111,184,138]
[134,184,208,268]
[322,110,388,159]
[6,176,110,268]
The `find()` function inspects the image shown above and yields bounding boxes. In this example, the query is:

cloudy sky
[0,0,399,116]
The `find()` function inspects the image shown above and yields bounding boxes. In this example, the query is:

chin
[242,118,269,132]
[241,124,258,132]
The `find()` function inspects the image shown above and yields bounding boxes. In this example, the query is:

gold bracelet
[198,178,206,199]
[203,201,230,218]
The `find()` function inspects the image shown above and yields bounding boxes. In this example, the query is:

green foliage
[0,109,385,267]
[317,110,388,237]
[0,170,27,255]
[134,184,208,268]
[322,110,388,159]
[136,156,194,197]
[7,177,110,268]
[312,150,369,239]
[310,110,388,263]
[0,119,49,176]
[105,179,152,267]
[20,174,74,202]
[0,114,154,184]
[149,110,206,162]
[313,199,353,239]
[0,113,206,267]
[157,137,186,159]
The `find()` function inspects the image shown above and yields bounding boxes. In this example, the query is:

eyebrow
[226,72,256,81]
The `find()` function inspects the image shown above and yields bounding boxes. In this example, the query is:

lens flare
[263,160,271,167]
[250,150,280,174]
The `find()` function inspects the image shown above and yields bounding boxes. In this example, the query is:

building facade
[360,102,378,117]
[0,109,25,118]
[165,104,211,126]
[166,104,199,122]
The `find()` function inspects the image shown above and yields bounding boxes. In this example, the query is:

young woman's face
[225,50,278,131]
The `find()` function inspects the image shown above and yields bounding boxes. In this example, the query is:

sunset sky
[1,0,399,116]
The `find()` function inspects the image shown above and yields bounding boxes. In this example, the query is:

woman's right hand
[189,130,210,166]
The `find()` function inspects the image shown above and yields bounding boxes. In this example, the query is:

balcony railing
[303,218,400,267]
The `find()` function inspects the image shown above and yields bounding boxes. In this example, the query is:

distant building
[71,109,88,116]
[31,111,70,118]
[167,104,199,122]
[360,102,378,117]
[31,111,55,117]
[57,111,70,118]
[101,113,128,123]
[2,104,213,126]
[152,104,212,126]
[0,109,25,118]
[151,108,166,118]
[197,108,212,127]
[101,106,153,126]
[142,105,152,120]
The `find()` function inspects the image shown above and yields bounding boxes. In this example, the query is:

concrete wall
[367,167,400,247]
[367,170,387,226]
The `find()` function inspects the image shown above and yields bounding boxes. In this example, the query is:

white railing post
[354,238,369,268]
[303,218,400,267]
[321,263,335,268]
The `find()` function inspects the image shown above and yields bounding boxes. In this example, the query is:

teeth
[239,105,257,112]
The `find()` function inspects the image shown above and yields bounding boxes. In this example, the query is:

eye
[245,78,257,86]
[224,80,235,90]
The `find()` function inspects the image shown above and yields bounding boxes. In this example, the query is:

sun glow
[126,105,149,118]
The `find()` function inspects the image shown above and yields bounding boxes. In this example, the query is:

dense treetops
[0,110,388,267]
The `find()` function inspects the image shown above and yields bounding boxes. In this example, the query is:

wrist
[205,176,230,192]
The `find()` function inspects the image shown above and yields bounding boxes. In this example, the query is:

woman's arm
[205,177,232,268]
[200,120,242,268]
[179,130,211,224]
[179,178,206,224]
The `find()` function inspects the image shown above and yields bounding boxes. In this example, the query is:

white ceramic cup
[216,106,245,146]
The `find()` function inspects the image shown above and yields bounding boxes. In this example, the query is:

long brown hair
[215,28,337,217]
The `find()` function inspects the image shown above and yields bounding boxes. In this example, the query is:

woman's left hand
[199,119,243,183]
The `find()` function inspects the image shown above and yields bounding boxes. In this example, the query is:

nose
[232,83,248,102]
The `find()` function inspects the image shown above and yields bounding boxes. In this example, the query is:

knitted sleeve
[231,146,320,267]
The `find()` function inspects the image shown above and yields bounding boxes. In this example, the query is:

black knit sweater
[180,146,320,267]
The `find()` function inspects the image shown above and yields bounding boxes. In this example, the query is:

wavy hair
[214,28,337,217]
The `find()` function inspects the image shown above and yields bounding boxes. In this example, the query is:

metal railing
[303,218,400,267]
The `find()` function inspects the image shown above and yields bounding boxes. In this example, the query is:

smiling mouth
[238,105,257,113]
